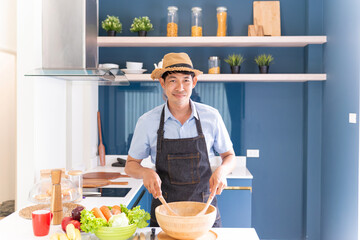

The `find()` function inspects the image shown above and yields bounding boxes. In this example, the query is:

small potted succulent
[224,54,245,74]
[130,16,154,36]
[102,15,122,36]
[254,54,274,73]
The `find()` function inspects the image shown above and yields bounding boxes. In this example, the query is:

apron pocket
[167,152,200,185]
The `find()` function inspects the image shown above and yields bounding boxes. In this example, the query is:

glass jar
[208,56,220,74]
[216,6,227,36]
[68,170,83,202]
[191,7,202,37]
[167,6,178,37]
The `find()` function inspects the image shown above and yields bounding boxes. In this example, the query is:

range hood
[26,0,127,85]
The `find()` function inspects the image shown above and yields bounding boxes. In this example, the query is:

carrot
[91,207,106,220]
[111,205,121,215]
[100,206,112,221]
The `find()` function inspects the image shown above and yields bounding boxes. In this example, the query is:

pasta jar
[167,6,178,37]
[216,6,227,36]
[191,7,202,37]
[68,170,83,202]
[208,56,220,74]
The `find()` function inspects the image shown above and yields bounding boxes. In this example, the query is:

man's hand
[209,166,227,196]
[143,168,162,198]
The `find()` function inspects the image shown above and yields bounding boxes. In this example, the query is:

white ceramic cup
[126,62,143,70]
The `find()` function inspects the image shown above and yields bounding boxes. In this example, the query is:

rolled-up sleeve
[213,110,233,154]
[128,117,150,160]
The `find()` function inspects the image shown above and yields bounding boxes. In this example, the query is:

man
[125,52,235,227]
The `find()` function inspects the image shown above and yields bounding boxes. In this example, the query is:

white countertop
[0,212,259,240]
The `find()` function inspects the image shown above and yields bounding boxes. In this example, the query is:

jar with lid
[216,6,227,36]
[167,6,178,37]
[68,170,83,202]
[191,7,202,37]
[208,56,220,74]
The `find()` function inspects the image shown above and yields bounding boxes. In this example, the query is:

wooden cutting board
[253,1,281,36]
[83,178,129,188]
[157,230,217,240]
[83,172,129,180]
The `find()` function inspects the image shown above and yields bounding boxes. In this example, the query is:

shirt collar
[164,99,199,122]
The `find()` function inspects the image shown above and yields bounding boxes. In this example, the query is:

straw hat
[151,52,203,80]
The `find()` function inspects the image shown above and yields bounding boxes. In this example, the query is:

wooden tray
[157,230,217,240]
[83,172,129,179]
[83,178,128,188]
[19,202,84,220]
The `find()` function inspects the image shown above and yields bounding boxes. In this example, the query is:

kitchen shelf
[98,36,327,48]
[124,74,327,82]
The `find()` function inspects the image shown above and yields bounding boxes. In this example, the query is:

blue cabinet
[128,186,152,214]
[217,179,252,227]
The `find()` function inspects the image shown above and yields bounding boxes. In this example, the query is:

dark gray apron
[150,106,221,227]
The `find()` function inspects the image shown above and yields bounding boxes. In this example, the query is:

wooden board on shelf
[97,36,327,48]
[253,1,281,36]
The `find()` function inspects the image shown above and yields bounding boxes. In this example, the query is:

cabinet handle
[224,186,252,192]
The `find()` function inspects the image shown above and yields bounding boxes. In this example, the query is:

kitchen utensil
[140,233,146,240]
[155,201,216,240]
[83,172,129,179]
[196,193,215,216]
[94,223,137,240]
[121,69,147,74]
[253,1,281,36]
[31,210,53,236]
[19,203,84,220]
[83,179,129,188]
[133,234,139,240]
[50,169,63,225]
[126,61,143,70]
[157,230,217,240]
[112,157,127,167]
[151,228,156,240]
[98,111,106,166]
[158,195,178,216]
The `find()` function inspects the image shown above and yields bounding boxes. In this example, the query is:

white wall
[16,0,99,209]
[0,0,17,203]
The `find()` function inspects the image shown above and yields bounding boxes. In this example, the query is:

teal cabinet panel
[128,186,151,214]
[217,179,252,227]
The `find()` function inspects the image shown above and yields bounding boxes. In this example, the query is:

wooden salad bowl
[155,201,216,240]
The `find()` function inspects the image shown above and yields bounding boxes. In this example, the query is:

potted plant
[254,54,274,73]
[130,16,154,36]
[224,54,245,74]
[101,15,122,36]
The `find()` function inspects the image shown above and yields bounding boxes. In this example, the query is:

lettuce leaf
[120,204,150,228]
[80,209,108,233]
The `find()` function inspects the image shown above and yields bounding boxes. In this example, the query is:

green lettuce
[80,210,108,233]
[120,204,150,228]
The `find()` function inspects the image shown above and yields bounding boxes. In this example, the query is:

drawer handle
[224,186,252,192]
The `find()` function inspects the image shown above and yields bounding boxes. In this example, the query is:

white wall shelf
[119,73,326,83]
[98,36,327,47]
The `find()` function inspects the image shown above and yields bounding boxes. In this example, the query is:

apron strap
[156,107,166,153]
[195,110,204,136]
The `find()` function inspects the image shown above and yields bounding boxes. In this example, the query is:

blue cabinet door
[128,186,152,214]
[217,179,252,227]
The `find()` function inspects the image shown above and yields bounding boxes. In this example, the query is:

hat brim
[151,67,203,80]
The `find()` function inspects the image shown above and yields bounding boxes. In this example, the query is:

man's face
[159,72,198,106]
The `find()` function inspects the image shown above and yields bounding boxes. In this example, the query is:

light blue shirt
[128,100,233,164]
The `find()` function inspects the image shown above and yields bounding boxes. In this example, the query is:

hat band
[165,63,193,69]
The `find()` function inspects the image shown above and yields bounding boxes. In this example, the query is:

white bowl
[99,63,119,69]
[126,62,143,70]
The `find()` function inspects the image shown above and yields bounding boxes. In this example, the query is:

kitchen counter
[0,212,259,239]
[0,155,257,239]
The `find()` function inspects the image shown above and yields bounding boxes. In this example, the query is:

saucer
[121,69,147,74]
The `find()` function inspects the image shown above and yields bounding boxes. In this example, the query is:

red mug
[31,210,53,236]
